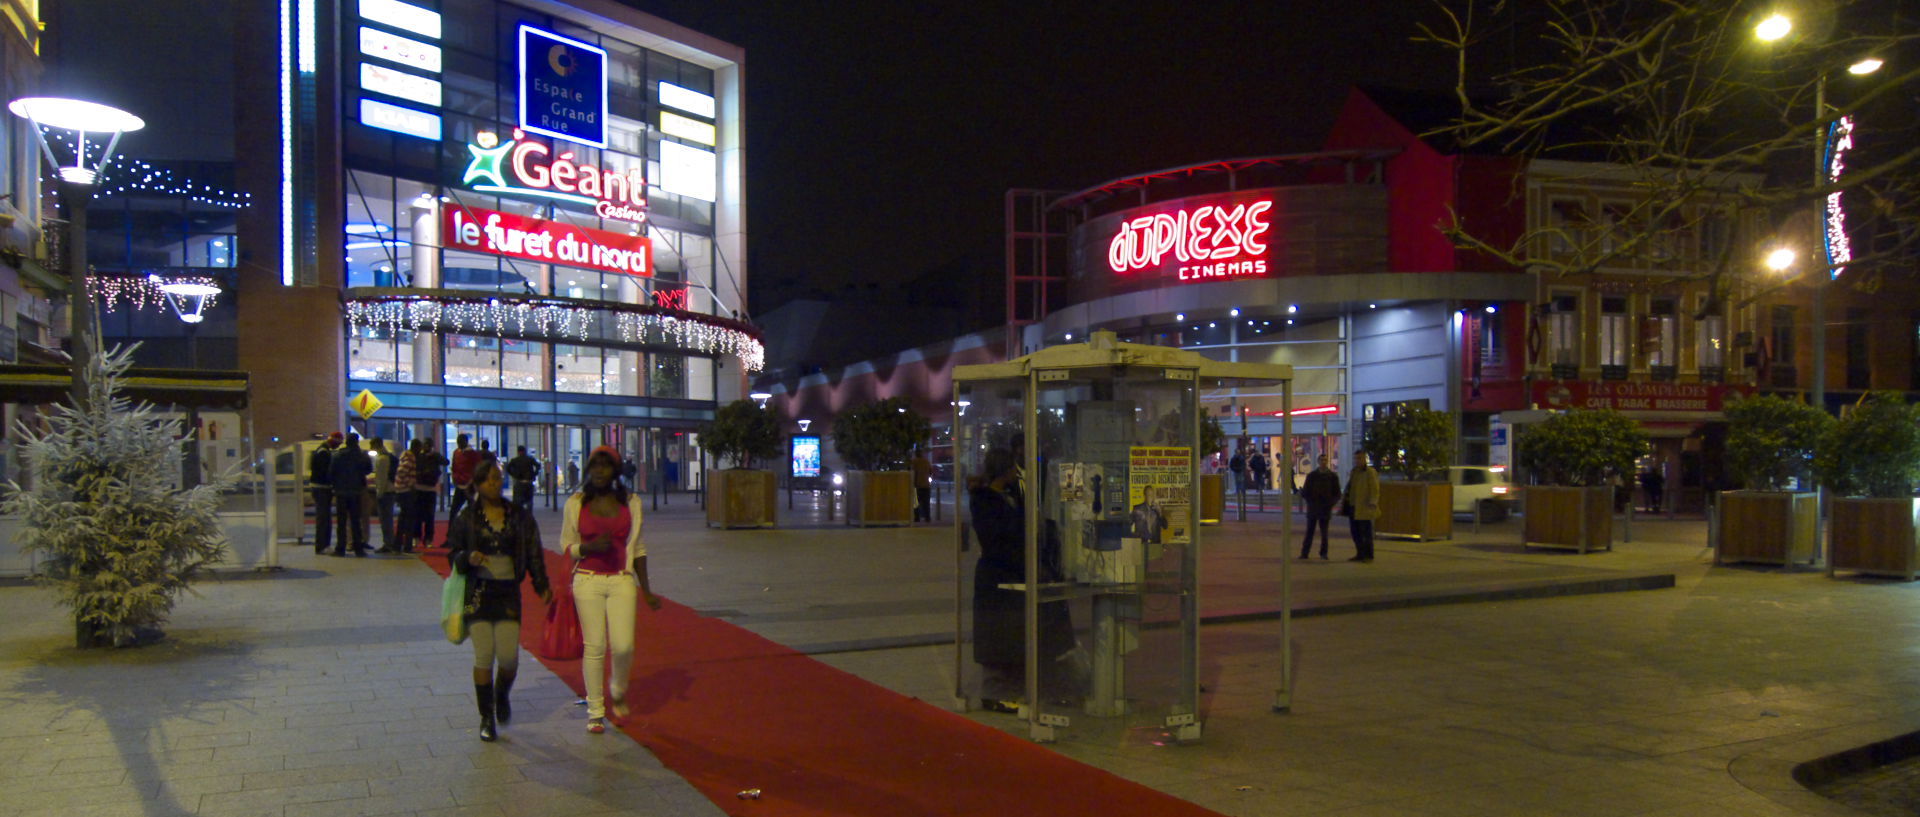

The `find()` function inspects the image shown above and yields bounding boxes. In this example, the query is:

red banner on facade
[1530,380,1754,414]
[444,205,652,278]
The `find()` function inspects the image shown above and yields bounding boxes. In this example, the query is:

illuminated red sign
[462,130,648,223]
[444,205,652,278]
[1530,380,1753,414]
[1108,199,1272,282]
[651,287,688,309]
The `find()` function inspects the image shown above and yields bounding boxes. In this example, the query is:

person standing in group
[447,460,552,742]
[370,437,398,553]
[308,432,341,556]
[413,438,446,547]
[505,446,540,513]
[448,433,481,524]
[1228,448,1247,493]
[1342,450,1380,563]
[561,445,660,735]
[565,459,580,493]
[1249,447,1270,493]
[392,439,420,552]
[329,433,374,556]
[1296,454,1342,560]
[911,447,934,523]
[479,438,498,467]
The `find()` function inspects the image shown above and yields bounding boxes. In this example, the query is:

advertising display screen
[791,436,821,479]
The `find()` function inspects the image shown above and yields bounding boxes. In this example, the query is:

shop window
[445,334,501,389]
[650,352,687,398]
[555,344,607,394]
[1598,296,1630,368]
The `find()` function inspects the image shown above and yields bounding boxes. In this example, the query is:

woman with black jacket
[447,460,552,742]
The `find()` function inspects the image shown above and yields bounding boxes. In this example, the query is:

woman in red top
[560,446,660,734]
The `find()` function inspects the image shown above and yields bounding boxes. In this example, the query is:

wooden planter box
[1376,481,1452,541]
[849,470,914,527]
[1199,473,1225,525]
[1829,497,1920,581]
[1522,485,1613,553]
[706,469,776,529]
[1716,491,1817,567]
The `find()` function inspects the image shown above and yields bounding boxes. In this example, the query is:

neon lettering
[467,130,649,223]
[1109,199,1274,280]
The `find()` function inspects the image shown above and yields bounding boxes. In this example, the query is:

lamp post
[7,97,145,408]
[156,276,221,487]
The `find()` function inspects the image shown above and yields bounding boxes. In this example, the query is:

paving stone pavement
[3,494,1918,817]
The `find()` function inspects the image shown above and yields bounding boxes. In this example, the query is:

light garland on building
[346,293,766,372]
[88,273,224,313]
[39,142,253,208]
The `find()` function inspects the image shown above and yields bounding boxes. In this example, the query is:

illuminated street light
[1848,58,1883,75]
[1765,247,1797,272]
[1754,13,1791,42]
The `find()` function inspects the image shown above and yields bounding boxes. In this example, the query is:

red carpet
[421,549,1224,817]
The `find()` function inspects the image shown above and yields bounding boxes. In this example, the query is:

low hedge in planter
[1517,410,1645,552]
[1364,407,1454,541]
[833,397,930,527]
[1717,395,1830,567]
[1818,392,1920,580]
[701,399,783,529]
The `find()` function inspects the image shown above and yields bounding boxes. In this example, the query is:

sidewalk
[1,495,1916,817]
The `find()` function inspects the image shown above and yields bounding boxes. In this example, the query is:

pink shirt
[574,502,632,574]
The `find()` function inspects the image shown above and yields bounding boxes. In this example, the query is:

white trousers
[572,571,637,719]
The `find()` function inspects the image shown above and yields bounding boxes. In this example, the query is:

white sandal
[586,718,606,734]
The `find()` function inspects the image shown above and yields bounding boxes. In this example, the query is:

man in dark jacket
[413,438,445,547]
[308,432,341,555]
[1249,448,1270,492]
[330,433,374,556]
[1228,449,1247,492]
[1296,454,1342,559]
[505,445,539,512]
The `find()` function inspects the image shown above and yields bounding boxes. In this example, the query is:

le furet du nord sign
[519,25,607,148]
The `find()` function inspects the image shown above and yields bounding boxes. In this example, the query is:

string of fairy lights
[36,132,252,208]
[346,295,766,373]
[87,273,223,313]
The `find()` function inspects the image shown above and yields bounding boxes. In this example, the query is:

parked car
[1448,466,1513,521]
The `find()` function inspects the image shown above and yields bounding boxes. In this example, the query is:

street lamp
[1765,247,1797,273]
[8,96,144,408]
[155,275,221,488]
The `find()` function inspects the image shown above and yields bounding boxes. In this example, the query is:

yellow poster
[1128,446,1191,546]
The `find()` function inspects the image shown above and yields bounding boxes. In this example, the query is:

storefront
[247,0,756,485]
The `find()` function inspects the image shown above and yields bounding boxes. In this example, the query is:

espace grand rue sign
[463,130,648,223]
[519,25,607,148]
[445,205,652,278]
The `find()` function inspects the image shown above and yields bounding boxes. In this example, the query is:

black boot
[494,670,516,725]
[475,683,497,742]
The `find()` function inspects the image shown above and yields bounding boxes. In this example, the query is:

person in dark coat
[308,432,341,555]
[1228,449,1247,492]
[329,433,374,556]
[1249,448,1270,492]
[1296,454,1342,559]
[970,448,1072,708]
[1640,466,1665,513]
[505,445,540,512]
[447,460,552,742]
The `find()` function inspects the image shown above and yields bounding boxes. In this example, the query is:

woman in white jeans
[560,445,660,734]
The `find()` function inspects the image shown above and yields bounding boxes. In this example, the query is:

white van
[1448,466,1513,520]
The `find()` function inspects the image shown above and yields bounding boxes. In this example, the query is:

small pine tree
[2,344,234,647]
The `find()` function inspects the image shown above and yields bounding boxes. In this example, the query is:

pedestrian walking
[1296,454,1341,559]
[371,437,398,552]
[506,446,540,513]
[1229,448,1247,493]
[448,434,481,524]
[413,438,445,547]
[393,439,420,552]
[1343,450,1380,562]
[911,447,933,523]
[1250,448,1270,492]
[329,433,374,556]
[561,445,660,735]
[446,460,552,742]
[308,432,341,555]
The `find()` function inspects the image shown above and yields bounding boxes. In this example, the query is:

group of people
[307,432,545,555]
[1225,446,1272,492]
[1294,451,1379,562]
[311,432,657,742]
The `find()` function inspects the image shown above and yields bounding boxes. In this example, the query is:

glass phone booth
[952,331,1292,743]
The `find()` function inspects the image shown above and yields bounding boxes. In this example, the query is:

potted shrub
[702,399,783,528]
[1517,409,1646,553]
[1818,392,1920,580]
[1363,407,1455,541]
[1199,415,1227,524]
[1717,395,1831,567]
[833,397,930,526]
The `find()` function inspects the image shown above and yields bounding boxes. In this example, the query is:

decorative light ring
[344,291,765,372]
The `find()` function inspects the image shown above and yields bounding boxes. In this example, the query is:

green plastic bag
[441,571,468,644]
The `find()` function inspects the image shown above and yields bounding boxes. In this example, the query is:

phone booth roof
[952,330,1293,387]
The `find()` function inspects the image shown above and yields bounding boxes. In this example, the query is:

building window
[1477,309,1505,371]
[1697,296,1726,373]
[1645,297,1677,369]
[1547,199,1587,255]
[1599,296,1631,367]
[1846,308,1869,390]
[1549,292,1580,369]
[1771,306,1797,363]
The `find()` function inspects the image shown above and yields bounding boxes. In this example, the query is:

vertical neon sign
[1823,115,1854,280]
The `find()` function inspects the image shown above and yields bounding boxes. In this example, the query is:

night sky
[623,1,1461,318]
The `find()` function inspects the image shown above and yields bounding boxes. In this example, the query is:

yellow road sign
[350,389,384,419]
